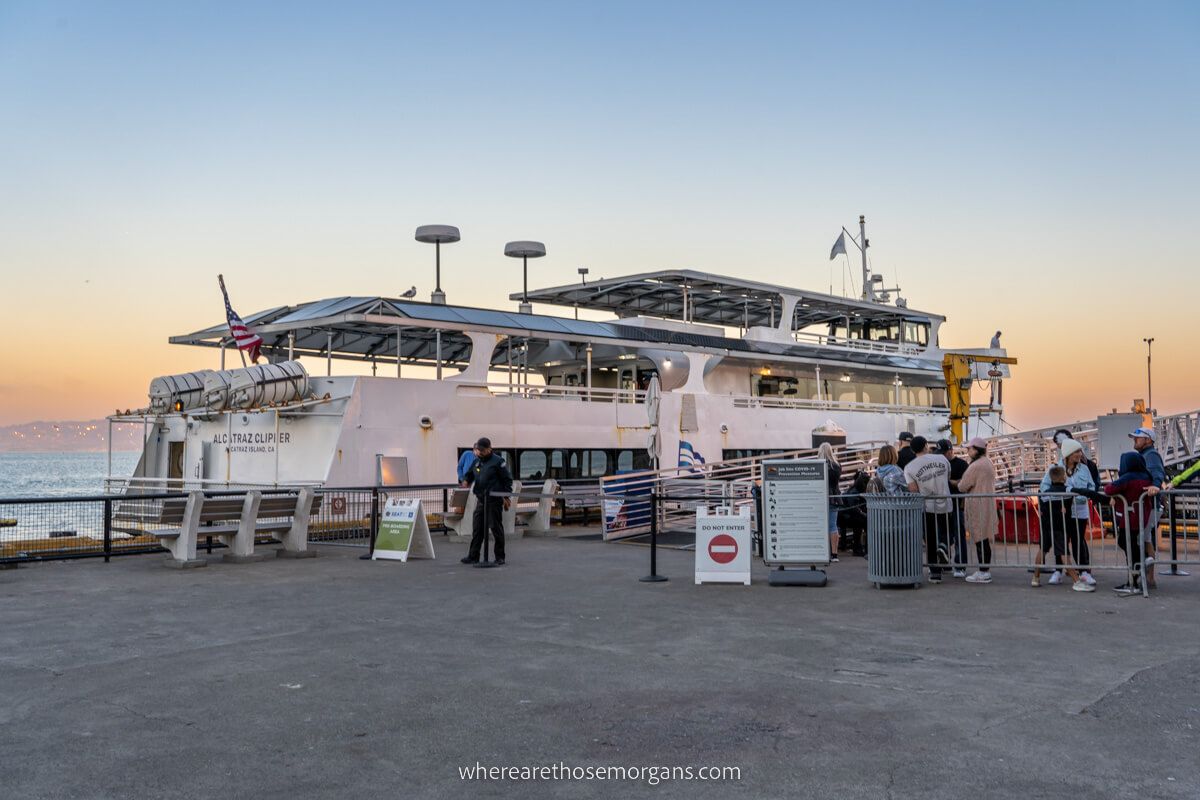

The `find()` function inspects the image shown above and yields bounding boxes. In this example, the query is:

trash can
[866,494,925,588]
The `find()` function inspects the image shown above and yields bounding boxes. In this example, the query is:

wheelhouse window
[903,321,929,347]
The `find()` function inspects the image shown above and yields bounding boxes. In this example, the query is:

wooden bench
[113,489,321,567]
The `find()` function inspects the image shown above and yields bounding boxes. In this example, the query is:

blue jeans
[828,510,839,536]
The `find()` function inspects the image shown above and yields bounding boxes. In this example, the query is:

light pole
[504,241,546,314]
[416,224,461,380]
[414,224,460,306]
[575,267,588,319]
[1143,337,1155,413]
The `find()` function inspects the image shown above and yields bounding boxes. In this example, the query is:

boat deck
[2,538,1197,798]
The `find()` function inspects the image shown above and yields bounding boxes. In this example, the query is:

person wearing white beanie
[1035,438,1098,591]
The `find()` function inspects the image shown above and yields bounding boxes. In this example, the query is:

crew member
[462,437,513,565]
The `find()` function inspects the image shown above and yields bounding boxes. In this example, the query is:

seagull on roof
[400,286,417,298]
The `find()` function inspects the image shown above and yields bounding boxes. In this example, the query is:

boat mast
[859,214,870,302]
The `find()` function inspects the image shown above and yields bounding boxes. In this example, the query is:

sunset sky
[1,1,1197,430]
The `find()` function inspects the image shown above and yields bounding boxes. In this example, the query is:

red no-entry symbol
[708,533,738,564]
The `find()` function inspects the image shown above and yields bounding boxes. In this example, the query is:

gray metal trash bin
[866,494,925,587]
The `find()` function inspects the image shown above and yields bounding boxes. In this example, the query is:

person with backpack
[869,445,909,496]
[1130,427,1166,586]
[1105,451,1155,594]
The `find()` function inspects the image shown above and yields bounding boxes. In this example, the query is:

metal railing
[103,476,320,494]
[791,330,924,356]
[465,382,646,404]
[599,442,883,540]
[0,483,459,565]
[731,395,943,415]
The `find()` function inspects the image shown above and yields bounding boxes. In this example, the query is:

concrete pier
[1,538,1197,798]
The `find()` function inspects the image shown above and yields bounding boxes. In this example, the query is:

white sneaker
[952,569,967,578]
[1048,571,1063,585]
[1144,556,1156,567]
[1072,579,1096,593]
[1081,571,1096,586]
[965,571,992,583]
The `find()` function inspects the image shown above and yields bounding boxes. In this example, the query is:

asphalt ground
[1,536,1198,799]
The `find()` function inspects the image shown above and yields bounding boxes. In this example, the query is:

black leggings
[1069,517,1091,570]
[975,540,992,572]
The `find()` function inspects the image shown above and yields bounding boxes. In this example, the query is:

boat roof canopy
[513,269,944,329]
[170,295,939,374]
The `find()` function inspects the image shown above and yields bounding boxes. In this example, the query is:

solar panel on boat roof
[274,296,373,324]
[389,302,469,323]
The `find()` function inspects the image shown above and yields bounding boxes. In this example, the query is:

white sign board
[1096,412,1151,470]
[695,507,752,585]
[762,459,830,566]
[372,498,436,562]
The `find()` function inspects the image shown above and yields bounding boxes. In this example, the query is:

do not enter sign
[708,534,738,564]
[695,508,751,586]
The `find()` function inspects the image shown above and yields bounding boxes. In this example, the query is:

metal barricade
[865,494,925,587]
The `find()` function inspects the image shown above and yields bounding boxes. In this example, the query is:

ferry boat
[109,218,1012,490]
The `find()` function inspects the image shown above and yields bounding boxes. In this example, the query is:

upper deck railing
[792,330,924,356]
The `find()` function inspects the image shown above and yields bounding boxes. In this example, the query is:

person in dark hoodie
[462,437,514,566]
[897,431,916,469]
[1105,451,1155,595]
[837,470,870,557]
[1129,427,1166,587]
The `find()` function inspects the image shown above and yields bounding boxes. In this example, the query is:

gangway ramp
[596,408,1200,543]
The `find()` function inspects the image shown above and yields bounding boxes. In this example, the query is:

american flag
[218,274,263,363]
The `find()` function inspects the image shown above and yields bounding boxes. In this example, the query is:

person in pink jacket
[957,437,998,584]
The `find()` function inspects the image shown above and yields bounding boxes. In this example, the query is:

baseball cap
[934,438,954,454]
[967,437,988,450]
[898,431,914,442]
[1128,427,1156,442]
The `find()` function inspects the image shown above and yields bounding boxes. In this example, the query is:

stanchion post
[476,491,499,568]
[360,488,380,560]
[103,498,112,563]
[640,490,668,583]
[1165,492,1189,576]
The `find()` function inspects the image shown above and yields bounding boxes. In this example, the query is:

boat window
[903,321,929,347]
[631,450,652,471]
[868,323,900,343]
[617,450,633,472]
[586,450,608,477]
[519,450,547,481]
[546,375,562,386]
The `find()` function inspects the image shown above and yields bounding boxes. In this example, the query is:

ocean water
[0,452,140,498]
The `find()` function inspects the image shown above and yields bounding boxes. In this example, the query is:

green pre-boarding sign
[372,498,436,562]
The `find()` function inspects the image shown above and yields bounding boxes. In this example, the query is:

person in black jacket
[462,437,514,565]
[897,431,916,469]
[936,439,970,577]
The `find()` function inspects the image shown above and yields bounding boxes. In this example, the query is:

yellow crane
[941,353,1018,444]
